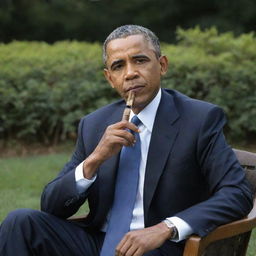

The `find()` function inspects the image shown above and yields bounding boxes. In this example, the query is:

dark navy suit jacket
[41,89,253,255]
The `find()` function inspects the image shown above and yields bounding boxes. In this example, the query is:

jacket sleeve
[40,118,91,219]
[175,106,253,237]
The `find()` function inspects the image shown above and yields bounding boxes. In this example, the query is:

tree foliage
[0,0,255,43]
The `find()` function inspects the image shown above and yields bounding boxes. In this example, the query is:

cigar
[122,91,135,121]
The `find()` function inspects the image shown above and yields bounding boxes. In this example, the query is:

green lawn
[0,152,255,255]
[0,153,70,219]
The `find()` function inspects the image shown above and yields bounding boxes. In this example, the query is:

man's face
[104,34,168,114]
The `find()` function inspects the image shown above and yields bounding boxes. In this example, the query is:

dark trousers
[0,209,178,256]
[0,209,104,256]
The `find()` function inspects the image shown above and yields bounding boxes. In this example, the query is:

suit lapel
[144,90,180,219]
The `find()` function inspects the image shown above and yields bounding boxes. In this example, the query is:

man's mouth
[126,85,144,93]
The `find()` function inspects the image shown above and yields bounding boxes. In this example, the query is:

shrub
[0,41,118,144]
[0,28,255,144]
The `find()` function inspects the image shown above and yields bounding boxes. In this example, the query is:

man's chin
[131,100,148,114]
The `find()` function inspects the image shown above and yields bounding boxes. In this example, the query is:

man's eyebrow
[132,54,150,60]
[109,54,151,69]
[110,59,124,70]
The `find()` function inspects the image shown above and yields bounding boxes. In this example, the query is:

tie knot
[131,115,141,126]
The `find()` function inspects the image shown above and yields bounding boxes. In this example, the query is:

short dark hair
[103,25,161,65]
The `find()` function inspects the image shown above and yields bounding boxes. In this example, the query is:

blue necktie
[100,115,141,256]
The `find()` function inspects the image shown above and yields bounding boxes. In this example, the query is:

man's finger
[124,244,141,256]
[112,120,140,133]
[133,247,144,256]
[116,235,129,255]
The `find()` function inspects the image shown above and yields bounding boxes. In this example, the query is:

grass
[0,151,255,255]
[0,153,70,220]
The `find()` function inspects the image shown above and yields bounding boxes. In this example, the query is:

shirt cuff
[166,216,193,242]
[75,161,96,194]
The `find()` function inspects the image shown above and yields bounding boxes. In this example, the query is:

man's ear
[104,68,115,88]
[159,55,168,76]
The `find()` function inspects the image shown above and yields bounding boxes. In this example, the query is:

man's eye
[112,64,123,71]
[136,58,147,64]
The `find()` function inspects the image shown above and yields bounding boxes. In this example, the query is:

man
[0,25,253,256]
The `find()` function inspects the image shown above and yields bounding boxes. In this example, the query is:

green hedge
[0,27,256,144]
[0,41,118,144]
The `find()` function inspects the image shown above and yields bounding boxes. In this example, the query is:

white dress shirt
[75,89,193,241]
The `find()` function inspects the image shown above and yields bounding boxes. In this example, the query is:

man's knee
[2,208,42,228]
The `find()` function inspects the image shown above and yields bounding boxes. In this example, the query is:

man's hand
[83,120,139,179]
[115,222,172,256]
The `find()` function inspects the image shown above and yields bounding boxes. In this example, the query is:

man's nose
[125,64,139,80]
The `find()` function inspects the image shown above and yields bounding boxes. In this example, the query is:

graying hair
[103,25,161,65]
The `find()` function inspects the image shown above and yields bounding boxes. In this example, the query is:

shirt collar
[130,89,161,133]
